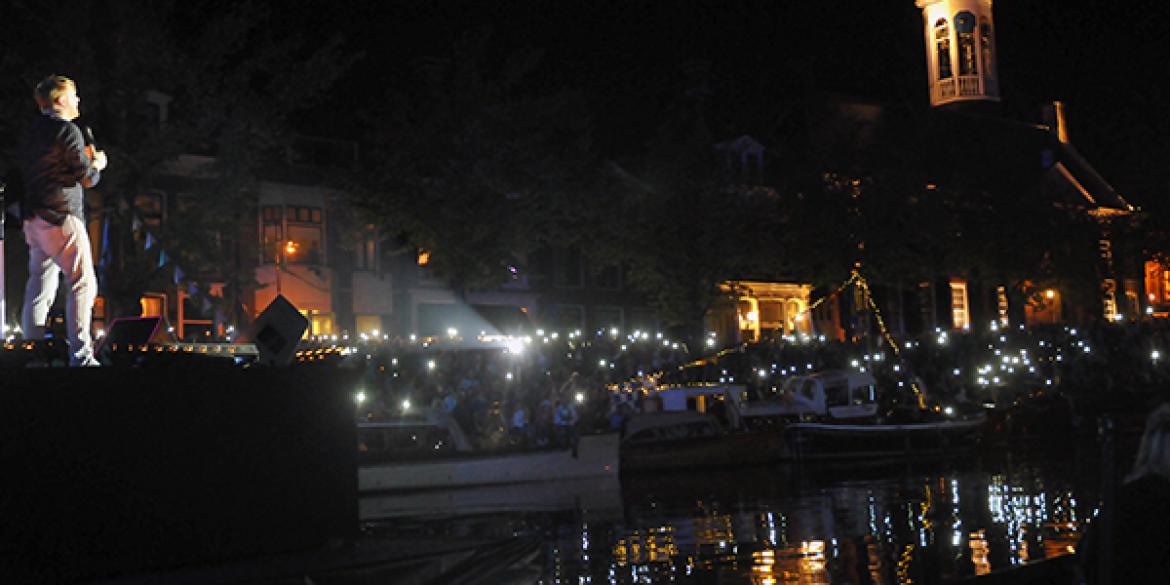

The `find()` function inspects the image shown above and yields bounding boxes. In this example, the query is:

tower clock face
[954,11,976,33]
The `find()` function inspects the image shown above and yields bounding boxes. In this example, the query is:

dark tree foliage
[590,66,793,338]
[0,0,354,321]
[351,28,595,294]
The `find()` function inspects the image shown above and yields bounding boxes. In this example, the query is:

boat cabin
[640,384,746,429]
[781,370,878,420]
[734,370,879,425]
[357,409,474,461]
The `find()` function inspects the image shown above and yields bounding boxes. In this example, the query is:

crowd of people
[345,318,1170,447]
[350,331,692,448]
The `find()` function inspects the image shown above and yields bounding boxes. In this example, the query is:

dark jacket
[19,112,100,225]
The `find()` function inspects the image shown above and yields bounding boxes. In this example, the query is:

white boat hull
[784,416,987,460]
[358,432,621,492]
[360,475,623,521]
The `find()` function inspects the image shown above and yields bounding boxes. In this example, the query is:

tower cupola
[916,0,999,107]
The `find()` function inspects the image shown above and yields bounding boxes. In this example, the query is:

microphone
[82,125,97,159]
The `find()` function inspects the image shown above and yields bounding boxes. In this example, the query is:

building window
[979,18,994,78]
[996,286,1009,326]
[355,315,382,336]
[260,205,282,264]
[954,11,978,75]
[1099,239,1115,269]
[260,204,323,265]
[950,280,970,330]
[355,228,377,271]
[1145,261,1170,306]
[286,206,323,265]
[556,247,584,288]
[934,18,953,80]
[1102,279,1119,320]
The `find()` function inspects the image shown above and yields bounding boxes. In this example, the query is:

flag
[173,265,184,284]
[144,232,155,250]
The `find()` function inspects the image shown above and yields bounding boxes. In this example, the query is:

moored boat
[617,384,787,471]
[783,415,987,460]
[744,369,987,460]
[357,409,619,492]
[620,410,785,470]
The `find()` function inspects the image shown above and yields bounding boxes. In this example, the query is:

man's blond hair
[34,75,76,110]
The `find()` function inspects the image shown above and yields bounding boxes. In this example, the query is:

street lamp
[276,240,298,295]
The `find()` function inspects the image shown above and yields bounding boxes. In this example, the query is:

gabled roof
[1046,140,1135,214]
[916,105,1134,216]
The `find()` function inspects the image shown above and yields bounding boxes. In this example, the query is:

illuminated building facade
[894,0,1142,333]
[916,0,999,108]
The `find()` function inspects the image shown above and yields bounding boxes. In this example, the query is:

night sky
[296,0,1167,209]
[4,2,1154,207]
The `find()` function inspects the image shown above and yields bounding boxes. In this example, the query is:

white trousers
[22,215,97,363]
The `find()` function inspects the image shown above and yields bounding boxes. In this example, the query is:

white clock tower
[916,0,999,107]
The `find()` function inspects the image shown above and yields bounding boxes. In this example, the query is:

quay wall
[0,364,358,583]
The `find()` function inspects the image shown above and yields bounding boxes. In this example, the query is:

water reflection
[363,445,1103,584]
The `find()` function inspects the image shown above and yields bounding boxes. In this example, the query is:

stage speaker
[243,294,308,367]
[96,316,163,355]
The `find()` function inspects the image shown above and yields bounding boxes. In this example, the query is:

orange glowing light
[284,240,299,255]
[1045,289,1056,299]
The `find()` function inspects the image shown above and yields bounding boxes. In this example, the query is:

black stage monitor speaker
[244,294,308,367]
[96,316,162,354]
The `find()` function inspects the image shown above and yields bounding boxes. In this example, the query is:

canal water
[362,438,1127,584]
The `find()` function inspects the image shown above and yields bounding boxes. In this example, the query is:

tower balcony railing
[958,75,981,96]
[933,75,996,104]
[937,78,957,98]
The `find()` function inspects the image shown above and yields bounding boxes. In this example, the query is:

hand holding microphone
[83,125,108,171]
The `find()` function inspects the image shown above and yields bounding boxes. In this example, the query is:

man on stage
[19,75,107,366]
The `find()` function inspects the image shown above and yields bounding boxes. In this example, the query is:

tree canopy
[351,29,595,293]
[0,0,355,321]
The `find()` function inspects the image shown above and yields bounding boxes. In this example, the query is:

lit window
[950,281,970,330]
[954,11,978,75]
[934,18,953,80]
[979,18,994,79]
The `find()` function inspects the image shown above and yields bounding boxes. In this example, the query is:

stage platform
[0,360,359,583]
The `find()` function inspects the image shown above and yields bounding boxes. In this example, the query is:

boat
[618,385,786,471]
[359,475,623,521]
[745,369,988,460]
[357,408,620,492]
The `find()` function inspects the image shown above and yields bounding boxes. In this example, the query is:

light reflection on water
[558,446,1100,584]
[362,445,1108,584]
